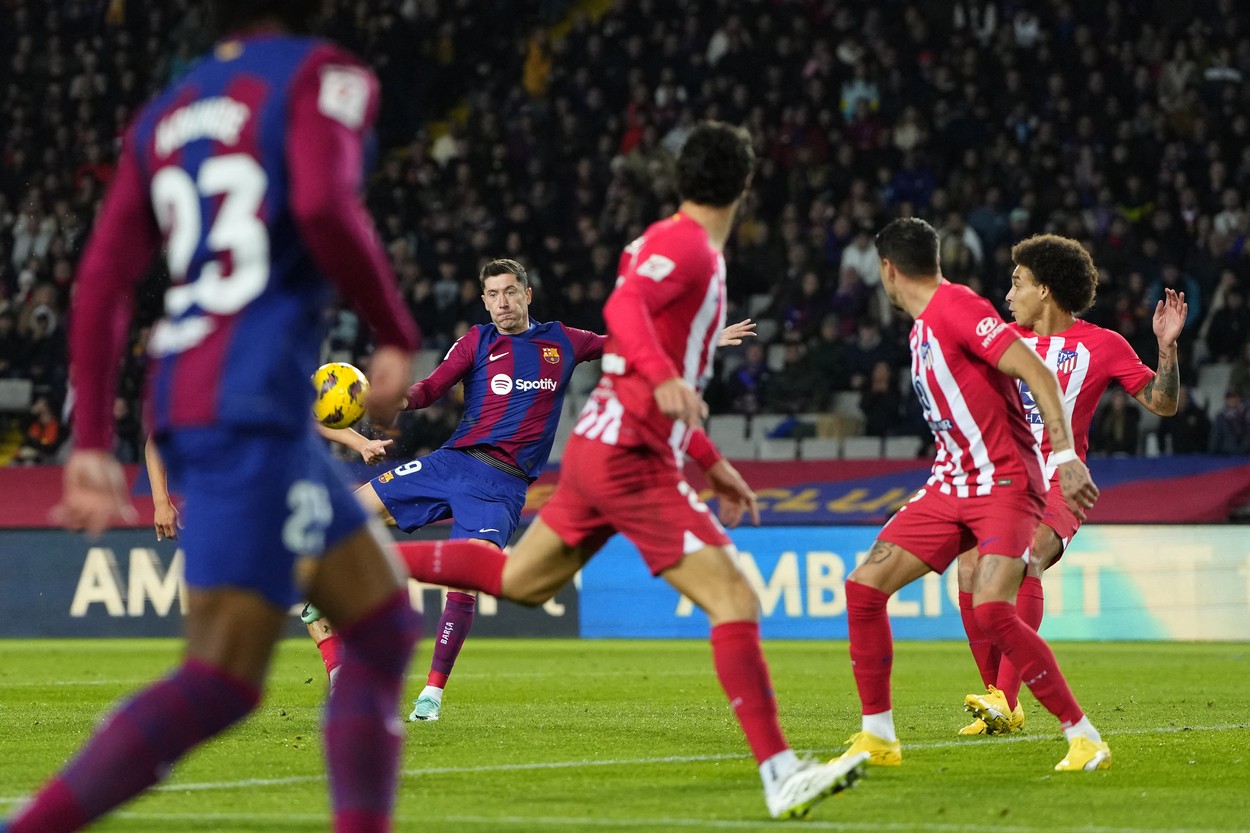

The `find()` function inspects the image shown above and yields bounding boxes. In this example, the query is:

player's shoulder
[1067,317,1133,350]
[632,213,715,276]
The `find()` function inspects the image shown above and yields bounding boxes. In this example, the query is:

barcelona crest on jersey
[542,346,561,364]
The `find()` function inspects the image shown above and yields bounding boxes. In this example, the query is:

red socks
[395,541,505,598]
[959,589,1000,689]
[974,600,1083,727]
[846,580,893,715]
[710,621,788,763]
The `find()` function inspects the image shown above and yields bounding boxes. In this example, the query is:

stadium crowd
[3,0,1250,465]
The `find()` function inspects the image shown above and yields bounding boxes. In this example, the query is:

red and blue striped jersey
[70,33,417,449]
[406,321,604,479]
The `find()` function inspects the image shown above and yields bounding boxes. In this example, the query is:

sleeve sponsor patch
[976,315,1007,347]
[635,253,677,281]
[317,65,370,129]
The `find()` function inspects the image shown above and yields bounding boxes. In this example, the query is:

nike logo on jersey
[478,528,500,533]
[488,352,509,362]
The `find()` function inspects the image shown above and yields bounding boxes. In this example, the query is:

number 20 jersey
[124,35,405,434]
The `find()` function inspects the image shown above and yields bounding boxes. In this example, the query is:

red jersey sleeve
[287,46,419,352]
[1102,328,1154,395]
[69,130,162,450]
[406,329,479,409]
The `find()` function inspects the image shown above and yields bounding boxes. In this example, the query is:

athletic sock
[317,633,344,688]
[7,659,258,833]
[995,575,1046,710]
[326,590,420,833]
[1063,715,1102,743]
[710,620,789,764]
[974,601,1084,728]
[759,748,800,793]
[862,710,897,743]
[959,589,1000,689]
[395,541,504,598]
[427,591,476,688]
[846,580,893,716]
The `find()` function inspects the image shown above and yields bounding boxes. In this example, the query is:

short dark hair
[479,258,529,291]
[676,121,755,207]
[211,0,326,36]
[1011,234,1097,314]
[875,217,939,277]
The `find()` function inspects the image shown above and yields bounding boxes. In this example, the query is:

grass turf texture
[0,639,1246,832]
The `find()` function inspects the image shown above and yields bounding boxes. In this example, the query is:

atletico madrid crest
[1056,349,1079,375]
[542,346,561,364]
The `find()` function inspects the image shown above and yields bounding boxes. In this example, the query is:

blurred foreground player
[7,3,423,832]
[392,121,869,819]
[956,235,1184,735]
[830,218,1111,773]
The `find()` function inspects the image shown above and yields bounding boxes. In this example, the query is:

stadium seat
[800,437,842,460]
[707,413,749,443]
[757,437,799,461]
[883,436,922,459]
[748,413,789,438]
[842,436,884,459]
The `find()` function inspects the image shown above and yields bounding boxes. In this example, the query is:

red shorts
[540,435,732,575]
[1037,482,1081,561]
[877,483,1044,572]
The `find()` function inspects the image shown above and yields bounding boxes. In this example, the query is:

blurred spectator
[1228,341,1250,400]
[804,315,850,392]
[0,311,21,377]
[1158,386,1211,454]
[766,342,820,413]
[845,320,891,392]
[1201,277,1250,363]
[16,396,63,465]
[726,341,770,416]
[1208,389,1250,455]
[859,361,904,437]
[1092,389,1140,456]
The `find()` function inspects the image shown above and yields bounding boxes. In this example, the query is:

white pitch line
[86,809,1250,833]
[7,720,1234,799]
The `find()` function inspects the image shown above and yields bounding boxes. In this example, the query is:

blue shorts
[369,447,528,547]
[158,426,369,608]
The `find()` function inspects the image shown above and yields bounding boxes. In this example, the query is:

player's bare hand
[705,459,760,528]
[360,438,393,465]
[153,500,181,541]
[1152,288,1186,347]
[1057,459,1099,523]
[365,346,412,425]
[55,450,137,536]
[718,318,757,347]
[654,377,706,426]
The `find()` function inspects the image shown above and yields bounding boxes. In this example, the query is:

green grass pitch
[0,638,1246,832]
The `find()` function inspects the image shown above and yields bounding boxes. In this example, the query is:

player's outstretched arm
[997,340,1099,520]
[316,423,393,465]
[55,450,138,537]
[1136,287,1186,416]
[705,459,760,528]
[144,435,180,540]
[718,318,757,347]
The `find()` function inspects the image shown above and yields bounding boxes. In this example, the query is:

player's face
[879,258,903,309]
[1006,266,1044,329]
[482,273,532,334]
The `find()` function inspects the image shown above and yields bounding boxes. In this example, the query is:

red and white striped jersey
[573,212,726,467]
[911,281,1046,497]
[1013,319,1153,480]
